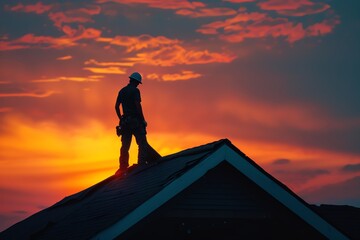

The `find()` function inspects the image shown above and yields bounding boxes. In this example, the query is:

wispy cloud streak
[32,76,101,83]
[7,2,52,14]
[0,91,56,98]
[257,0,330,17]
[147,70,201,81]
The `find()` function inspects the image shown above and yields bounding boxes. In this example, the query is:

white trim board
[223,146,349,240]
[92,144,349,240]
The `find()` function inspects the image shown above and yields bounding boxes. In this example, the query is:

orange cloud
[97,34,236,66]
[176,7,237,18]
[96,34,180,52]
[162,71,201,81]
[96,0,205,10]
[0,91,56,98]
[0,26,101,51]
[16,33,76,48]
[147,70,201,81]
[56,55,73,60]
[0,41,30,51]
[129,45,236,66]
[258,0,330,17]
[83,67,127,74]
[146,73,160,80]
[7,2,52,14]
[32,76,101,83]
[85,59,135,67]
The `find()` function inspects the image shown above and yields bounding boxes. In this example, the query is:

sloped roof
[0,139,351,240]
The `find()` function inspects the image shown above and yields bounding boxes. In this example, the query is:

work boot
[115,167,127,176]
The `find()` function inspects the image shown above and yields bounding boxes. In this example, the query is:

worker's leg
[120,130,132,171]
[134,126,148,165]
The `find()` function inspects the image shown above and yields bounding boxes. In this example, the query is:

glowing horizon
[1,0,360,232]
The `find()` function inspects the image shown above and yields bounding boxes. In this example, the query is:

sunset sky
[1,0,360,232]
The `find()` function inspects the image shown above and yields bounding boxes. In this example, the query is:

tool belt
[116,116,145,136]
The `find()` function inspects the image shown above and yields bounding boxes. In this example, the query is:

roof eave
[91,142,350,240]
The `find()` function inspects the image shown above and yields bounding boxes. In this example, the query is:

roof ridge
[120,138,231,177]
[161,138,230,160]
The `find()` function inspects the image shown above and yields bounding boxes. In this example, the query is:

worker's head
[129,72,142,85]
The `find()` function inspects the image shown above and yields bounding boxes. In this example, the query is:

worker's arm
[115,95,122,121]
[135,101,147,126]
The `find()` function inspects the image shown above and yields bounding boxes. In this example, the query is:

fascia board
[92,144,349,240]
[91,144,228,240]
[223,146,349,240]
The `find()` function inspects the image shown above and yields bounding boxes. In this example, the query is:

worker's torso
[118,84,141,117]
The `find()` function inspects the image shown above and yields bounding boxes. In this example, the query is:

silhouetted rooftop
[0,139,357,240]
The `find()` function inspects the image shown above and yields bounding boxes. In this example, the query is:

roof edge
[92,141,350,240]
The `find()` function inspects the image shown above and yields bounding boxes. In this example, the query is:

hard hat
[129,72,142,84]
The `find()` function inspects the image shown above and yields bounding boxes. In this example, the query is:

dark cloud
[300,176,360,207]
[0,213,27,232]
[0,187,26,196]
[272,159,291,165]
[12,210,28,215]
[272,168,330,185]
[341,164,360,173]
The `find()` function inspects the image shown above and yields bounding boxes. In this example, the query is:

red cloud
[221,17,307,43]
[7,2,52,14]
[96,0,205,10]
[49,12,93,28]
[176,7,237,18]
[61,26,102,39]
[307,18,340,37]
[198,10,338,43]
[198,12,267,34]
[258,0,330,17]
[48,5,101,28]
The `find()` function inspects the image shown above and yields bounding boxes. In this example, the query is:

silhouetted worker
[115,72,149,174]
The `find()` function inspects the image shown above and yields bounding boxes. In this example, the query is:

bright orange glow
[1,0,358,233]
[56,55,73,60]
[83,66,127,74]
[0,91,57,98]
